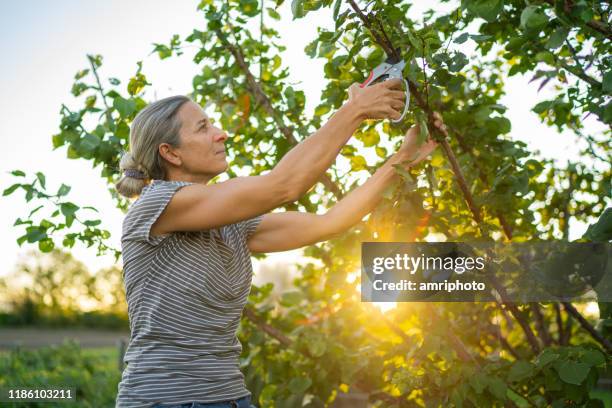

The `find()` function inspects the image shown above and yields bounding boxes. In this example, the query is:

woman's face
[174,101,229,180]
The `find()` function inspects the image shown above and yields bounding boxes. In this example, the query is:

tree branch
[491,325,521,360]
[531,303,553,347]
[214,29,344,200]
[542,0,612,40]
[346,0,398,58]
[553,302,564,345]
[563,302,612,354]
[452,130,514,239]
[347,0,550,358]
[87,54,114,129]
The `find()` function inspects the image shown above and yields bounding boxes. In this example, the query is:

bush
[0,342,120,407]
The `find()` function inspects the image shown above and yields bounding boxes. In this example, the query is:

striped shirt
[116,179,263,407]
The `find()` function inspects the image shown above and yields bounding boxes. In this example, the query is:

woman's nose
[214,127,228,142]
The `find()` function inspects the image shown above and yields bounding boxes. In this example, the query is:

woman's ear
[158,143,182,167]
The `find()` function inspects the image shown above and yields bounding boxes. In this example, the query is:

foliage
[0,343,120,407]
[2,171,119,258]
[0,250,127,330]
[2,0,611,406]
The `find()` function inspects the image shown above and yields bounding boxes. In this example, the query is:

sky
[0,0,604,282]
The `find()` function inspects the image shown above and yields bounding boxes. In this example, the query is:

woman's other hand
[347,79,406,121]
[398,112,447,167]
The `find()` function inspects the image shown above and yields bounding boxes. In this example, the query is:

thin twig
[87,55,114,129]
[531,303,553,347]
[554,302,565,345]
[563,302,612,354]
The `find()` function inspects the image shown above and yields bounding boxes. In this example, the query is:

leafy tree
[3,0,611,406]
[0,249,127,328]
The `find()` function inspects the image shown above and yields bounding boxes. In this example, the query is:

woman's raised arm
[151,80,405,236]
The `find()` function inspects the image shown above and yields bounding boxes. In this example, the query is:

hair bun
[115,152,149,198]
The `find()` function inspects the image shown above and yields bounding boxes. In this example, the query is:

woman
[114,79,443,408]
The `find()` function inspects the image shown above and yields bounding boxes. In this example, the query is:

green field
[0,343,121,407]
[1,343,611,407]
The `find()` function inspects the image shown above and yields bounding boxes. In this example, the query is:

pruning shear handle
[359,56,410,123]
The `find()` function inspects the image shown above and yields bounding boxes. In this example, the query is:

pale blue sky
[0,0,602,279]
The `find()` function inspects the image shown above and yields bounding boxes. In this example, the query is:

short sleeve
[122,180,193,246]
[237,214,264,240]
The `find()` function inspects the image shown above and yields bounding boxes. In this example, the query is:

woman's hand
[398,112,447,167]
[347,79,406,121]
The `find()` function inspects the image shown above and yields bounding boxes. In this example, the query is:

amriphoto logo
[362,242,611,302]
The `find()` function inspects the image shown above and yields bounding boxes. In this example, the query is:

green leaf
[288,376,312,394]
[38,238,55,253]
[10,170,26,177]
[3,183,20,196]
[508,361,534,382]
[280,291,303,307]
[17,234,28,246]
[464,0,504,23]
[358,129,380,147]
[28,205,44,218]
[79,134,101,154]
[582,208,612,242]
[333,0,341,20]
[556,361,590,385]
[113,97,137,117]
[83,219,102,227]
[603,71,612,94]
[449,52,468,72]
[470,373,486,393]
[491,117,511,134]
[487,378,507,400]
[267,7,281,20]
[454,33,469,44]
[545,27,569,49]
[582,349,605,367]
[450,388,465,408]
[307,336,326,357]
[239,0,259,17]
[14,218,32,226]
[533,100,553,114]
[291,0,305,19]
[350,155,368,171]
[304,40,318,58]
[536,349,559,368]
[535,51,555,65]
[74,69,90,80]
[36,172,46,189]
[25,226,47,243]
[520,6,548,31]
[63,235,76,248]
[470,34,492,42]
[314,104,330,116]
[57,184,71,197]
[60,202,80,218]
[417,114,429,144]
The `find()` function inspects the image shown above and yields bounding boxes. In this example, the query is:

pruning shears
[359,53,410,123]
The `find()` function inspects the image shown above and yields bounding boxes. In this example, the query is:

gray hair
[115,95,191,198]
